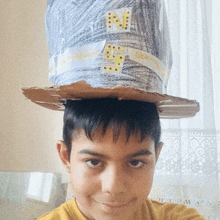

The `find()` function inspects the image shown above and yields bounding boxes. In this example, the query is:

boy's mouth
[92,198,136,214]
[102,202,128,207]
[100,202,131,214]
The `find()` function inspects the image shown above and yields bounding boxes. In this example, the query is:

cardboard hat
[21,0,199,119]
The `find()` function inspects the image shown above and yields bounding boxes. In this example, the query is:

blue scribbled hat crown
[46,0,172,93]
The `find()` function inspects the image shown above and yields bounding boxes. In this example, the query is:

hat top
[21,0,200,119]
[45,0,172,93]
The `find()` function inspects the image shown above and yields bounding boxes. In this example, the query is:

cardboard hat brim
[21,81,199,119]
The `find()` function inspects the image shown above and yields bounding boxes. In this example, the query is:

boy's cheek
[69,166,99,194]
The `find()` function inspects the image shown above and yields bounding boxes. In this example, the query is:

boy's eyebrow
[77,149,152,159]
[78,149,108,159]
[126,149,153,158]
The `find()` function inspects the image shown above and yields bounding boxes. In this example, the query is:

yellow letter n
[106,9,131,32]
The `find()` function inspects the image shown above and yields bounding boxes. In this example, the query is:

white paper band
[48,41,169,94]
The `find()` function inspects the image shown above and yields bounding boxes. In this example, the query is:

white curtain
[150,0,220,214]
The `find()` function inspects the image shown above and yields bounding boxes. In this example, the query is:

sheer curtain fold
[150,0,220,208]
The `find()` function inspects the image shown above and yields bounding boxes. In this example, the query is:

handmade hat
[21,0,199,119]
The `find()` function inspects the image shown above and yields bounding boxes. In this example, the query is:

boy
[21,0,204,219]
[37,98,204,219]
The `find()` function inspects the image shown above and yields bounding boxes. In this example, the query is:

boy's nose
[100,165,128,195]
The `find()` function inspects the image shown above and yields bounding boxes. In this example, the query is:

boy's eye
[86,159,101,167]
[129,160,144,168]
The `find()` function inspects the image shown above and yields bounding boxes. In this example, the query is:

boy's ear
[56,140,71,173]
[155,142,163,162]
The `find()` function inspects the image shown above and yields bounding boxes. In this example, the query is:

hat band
[48,41,169,94]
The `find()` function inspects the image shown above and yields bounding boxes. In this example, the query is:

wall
[0,0,65,173]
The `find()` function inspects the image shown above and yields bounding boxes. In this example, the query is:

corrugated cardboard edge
[21,81,200,119]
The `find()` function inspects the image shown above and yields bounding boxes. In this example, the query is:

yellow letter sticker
[102,44,125,73]
[106,8,131,33]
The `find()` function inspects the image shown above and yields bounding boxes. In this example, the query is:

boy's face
[57,126,163,220]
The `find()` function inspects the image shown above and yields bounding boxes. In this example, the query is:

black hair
[63,98,161,157]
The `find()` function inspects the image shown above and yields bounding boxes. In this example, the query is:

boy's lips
[102,202,128,207]
[93,198,135,214]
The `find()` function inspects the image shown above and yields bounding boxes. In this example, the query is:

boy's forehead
[95,125,141,142]
[73,125,144,144]
[71,126,155,157]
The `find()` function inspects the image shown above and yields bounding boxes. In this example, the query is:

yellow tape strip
[128,48,169,80]
[49,50,100,73]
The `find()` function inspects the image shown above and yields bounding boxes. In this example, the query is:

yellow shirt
[37,198,205,220]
